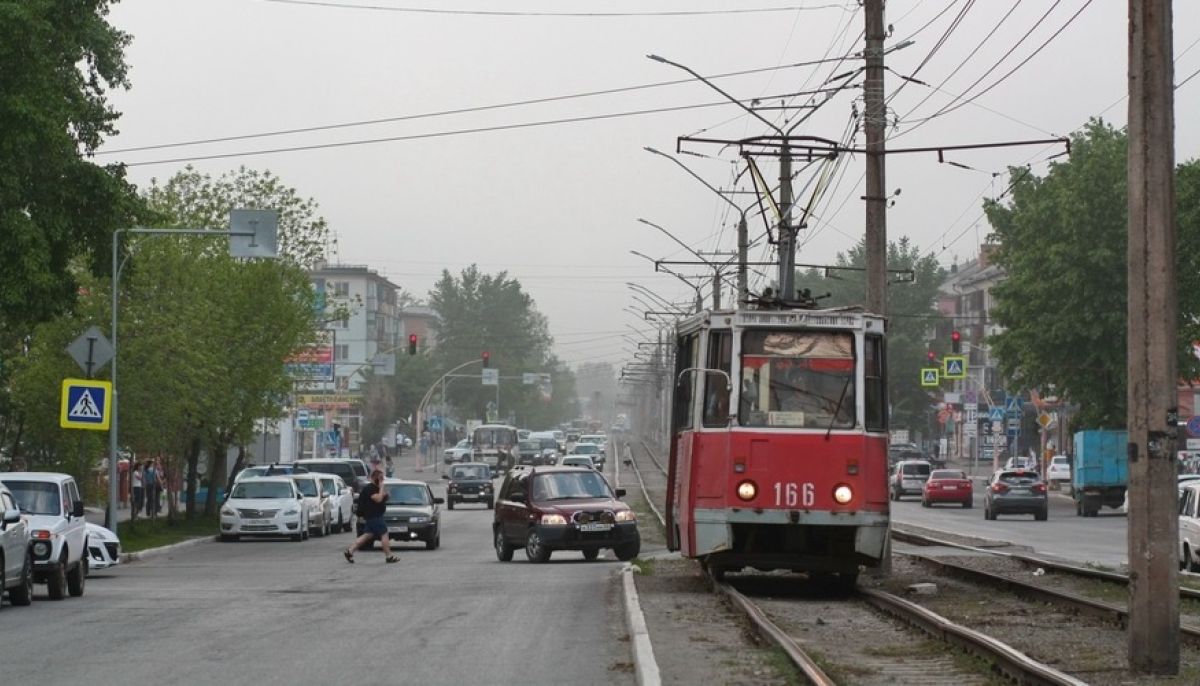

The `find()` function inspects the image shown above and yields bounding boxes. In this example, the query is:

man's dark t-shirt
[358,484,388,518]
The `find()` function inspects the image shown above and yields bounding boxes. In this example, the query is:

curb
[622,563,662,686]
[121,535,217,563]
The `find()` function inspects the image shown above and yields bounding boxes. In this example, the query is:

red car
[922,469,974,508]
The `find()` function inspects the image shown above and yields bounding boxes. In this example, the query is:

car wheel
[494,528,513,562]
[426,532,440,551]
[525,530,551,563]
[9,552,33,606]
[1190,545,1200,573]
[984,505,995,521]
[342,513,352,533]
[323,514,331,537]
[46,554,67,600]
[921,498,930,508]
[582,548,600,561]
[963,499,973,509]
[67,555,87,597]
[614,541,640,562]
[447,499,455,511]
[1035,506,1048,522]
[219,534,239,542]
[291,533,303,542]
[1183,544,1191,571]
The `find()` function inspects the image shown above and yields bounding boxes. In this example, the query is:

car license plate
[944,485,957,490]
[247,519,270,525]
[390,526,408,532]
[903,480,921,488]
[1010,488,1029,495]
[579,523,612,532]
[461,494,477,499]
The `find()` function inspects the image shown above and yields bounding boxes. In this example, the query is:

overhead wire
[255,0,858,18]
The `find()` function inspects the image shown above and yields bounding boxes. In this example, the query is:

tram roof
[674,306,884,335]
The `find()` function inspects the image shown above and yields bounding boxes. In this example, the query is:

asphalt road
[0,476,636,686]
[891,483,1130,568]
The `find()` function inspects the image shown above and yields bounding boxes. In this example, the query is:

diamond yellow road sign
[60,378,112,430]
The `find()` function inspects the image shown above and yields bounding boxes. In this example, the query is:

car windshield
[348,461,368,477]
[738,330,856,429]
[574,444,598,454]
[231,482,294,499]
[533,471,610,500]
[999,471,1040,485]
[902,463,931,476]
[239,467,269,479]
[930,470,965,480]
[456,440,470,449]
[519,441,540,451]
[563,458,592,468]
[539,439,557,450]
[385,484,430,506]
[1052,457,1068,465]
[294,479,318,497]
[301,462,355,481]
[451,465,490,480]
[4,480,61,515]
[319,479,336,496]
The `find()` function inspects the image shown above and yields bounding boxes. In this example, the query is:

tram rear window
[738,331,855,429]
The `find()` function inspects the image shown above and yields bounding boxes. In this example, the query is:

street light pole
[629,250,704,313]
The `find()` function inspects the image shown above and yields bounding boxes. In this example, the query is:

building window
[332,281,350,297]
[335,344,350,362]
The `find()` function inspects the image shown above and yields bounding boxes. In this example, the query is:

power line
[255,0,857,18]
[98,59,856,157]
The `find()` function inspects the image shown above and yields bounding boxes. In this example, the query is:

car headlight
[220,507,235,517]
[833,485,853,504]
[615,510,636,523]
[32,541,50,557]
[541,514,568,526]
[410,516,430,523]
[283,507,300,516]
[736,480,757,501]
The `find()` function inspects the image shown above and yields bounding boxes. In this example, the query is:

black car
[984,469,1049,521]
[444,462,494,509]
[493,466,639,563]
[516,440,543,466]
[376,479,443,549]
[296,458,369,494]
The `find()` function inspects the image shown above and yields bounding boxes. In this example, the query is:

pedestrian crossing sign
[920,368,940,387]
[943,356,967,380]
[60,379,112,430]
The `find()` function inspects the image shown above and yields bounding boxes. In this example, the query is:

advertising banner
[285,331,335,381]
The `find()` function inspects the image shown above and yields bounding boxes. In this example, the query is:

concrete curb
[121,535,217,563]
[622,563,662,686]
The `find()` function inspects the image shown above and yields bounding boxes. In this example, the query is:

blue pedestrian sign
[1005,395,1023,415]
[1188,416,1200,438]
[942,356,967,380]
[988,406,1005,422]
[60,379,112,431]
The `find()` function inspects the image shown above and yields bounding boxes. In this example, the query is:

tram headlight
[833,484,853,504]
[736,480,758,501]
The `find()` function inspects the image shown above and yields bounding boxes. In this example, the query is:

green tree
[0,1,144,336]
[794,237,944,434]
[984,120,1200,428]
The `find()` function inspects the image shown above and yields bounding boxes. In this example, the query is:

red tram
[664,306,889,583]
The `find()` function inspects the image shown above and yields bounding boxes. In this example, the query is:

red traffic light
[482,351,490,368]
[951,329,962,353]
[927,351,936,362]
[408,334,418,355]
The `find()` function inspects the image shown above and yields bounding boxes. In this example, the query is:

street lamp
[108,210,278,535]
[629,250,704,313]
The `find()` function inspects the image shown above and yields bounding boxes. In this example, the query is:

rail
[622,441,665,529]
[638,439,668,476]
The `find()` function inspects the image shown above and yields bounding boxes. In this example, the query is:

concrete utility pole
[777,147,795,300]
[863,0,888,316]
[1126,0,1179,674]
[737,213,749,305]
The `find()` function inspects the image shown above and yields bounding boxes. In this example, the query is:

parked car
[234,463,309,484]
[296,459,369,495]
[0,472,88,600]
[560,455,596,470]
[444,462,494,510]
[291,474,332,537]
[379,479,443,550]
[493,466,639,563]
[922,469,973,508]
[889,461,932,501]
[443,439,473,464]
[1178,481,1200,571]
[1004,456,1036,471]
[0,481,34,607]
[85,523,121,571]
[984,469,1048,521]
[316,474,354,533]
[219,477,310,542]
[1046,455,1071,488]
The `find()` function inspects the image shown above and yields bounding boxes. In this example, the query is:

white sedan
[316,473,354,533]
[443,439,473,464]
[85,523,121,570]
[219,478,310,542]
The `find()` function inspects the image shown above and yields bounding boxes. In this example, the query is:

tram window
[702,331,733,427]
[672,334,699,432]
[738,330,856,429]
[865,335,887,431]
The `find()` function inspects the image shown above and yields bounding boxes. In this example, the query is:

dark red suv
[493,466,640,563]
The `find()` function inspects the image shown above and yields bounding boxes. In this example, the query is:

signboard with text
[285,331,335,381]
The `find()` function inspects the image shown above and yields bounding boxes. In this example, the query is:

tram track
[626,439,1082,686]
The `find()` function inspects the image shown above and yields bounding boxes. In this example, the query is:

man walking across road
[344,470,399,564]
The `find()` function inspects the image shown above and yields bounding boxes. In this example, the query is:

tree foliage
[985,120,1200,427]
[794,237,944,434]
[0,0,145,336]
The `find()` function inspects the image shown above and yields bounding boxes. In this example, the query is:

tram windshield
[738,330,856,429]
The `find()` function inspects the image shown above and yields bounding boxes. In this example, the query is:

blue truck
[1072,429,1129,517]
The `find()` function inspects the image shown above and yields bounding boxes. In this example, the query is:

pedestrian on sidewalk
[144,461,159,520]
[131,463,144,518]
[344,470,398,564]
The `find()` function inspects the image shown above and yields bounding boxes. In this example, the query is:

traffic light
[482,351,490,368]
[408,334,418,355]
[927,350,936,362]
[951,330,962,354]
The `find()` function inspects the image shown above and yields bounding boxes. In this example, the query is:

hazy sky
[99,1,1200,370]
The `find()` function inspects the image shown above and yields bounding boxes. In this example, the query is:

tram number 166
[773,482,815,507]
